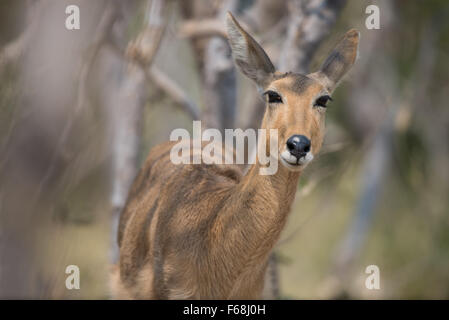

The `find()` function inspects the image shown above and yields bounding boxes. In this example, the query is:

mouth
[280,150,313,171]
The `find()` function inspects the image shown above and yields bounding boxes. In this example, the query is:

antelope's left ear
[311,29,360,92]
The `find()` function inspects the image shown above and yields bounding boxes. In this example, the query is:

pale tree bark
[107,66,147,264]
[107,0,171,264]
[148,66,201,121]
[202,0,239,132]
[279,0,346,73]
[179,18,227,39]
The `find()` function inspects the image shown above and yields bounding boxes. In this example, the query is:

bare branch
[149,67,201,120]
[202,0,239,132]
[107,23,201,121]
[262,253,280,299]
[118,0,200,121]
[179,18,227,39]
[126,0,171,69]
[178,16,285,44]
[108,0,172,264]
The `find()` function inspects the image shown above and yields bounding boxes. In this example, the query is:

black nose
[286,135,311,158]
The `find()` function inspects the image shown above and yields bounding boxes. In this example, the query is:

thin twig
[179,18,227,39]
[126,0,171,69]
[108,0,174,265]
[107,0,200,121]
[108,41,201,121]
[149,67,201,120]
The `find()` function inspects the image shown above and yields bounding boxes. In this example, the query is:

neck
[214,159,302,274]
[240,160,301,223]
[212,159,302,297]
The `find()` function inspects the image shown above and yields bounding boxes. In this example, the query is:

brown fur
[111,13,359,300]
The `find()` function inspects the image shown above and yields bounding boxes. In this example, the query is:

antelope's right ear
[312,29,360,92]
[226,12,275,89]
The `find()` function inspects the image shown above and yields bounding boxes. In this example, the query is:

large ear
[226,12,275,89]
[312,29,360,92]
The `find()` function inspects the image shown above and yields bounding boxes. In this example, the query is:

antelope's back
[117,141,177,247]
[115,140,243,298]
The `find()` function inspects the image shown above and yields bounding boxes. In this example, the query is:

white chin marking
[280,149,314,171]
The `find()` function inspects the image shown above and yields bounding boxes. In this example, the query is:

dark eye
[314,95,332,108]
[264,90,283,104]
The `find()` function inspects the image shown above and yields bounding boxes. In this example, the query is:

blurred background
[0,0,448,299]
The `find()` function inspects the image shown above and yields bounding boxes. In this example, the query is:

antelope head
[226,12,359,171]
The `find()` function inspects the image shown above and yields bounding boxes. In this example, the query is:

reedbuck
[112,12,359,299]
